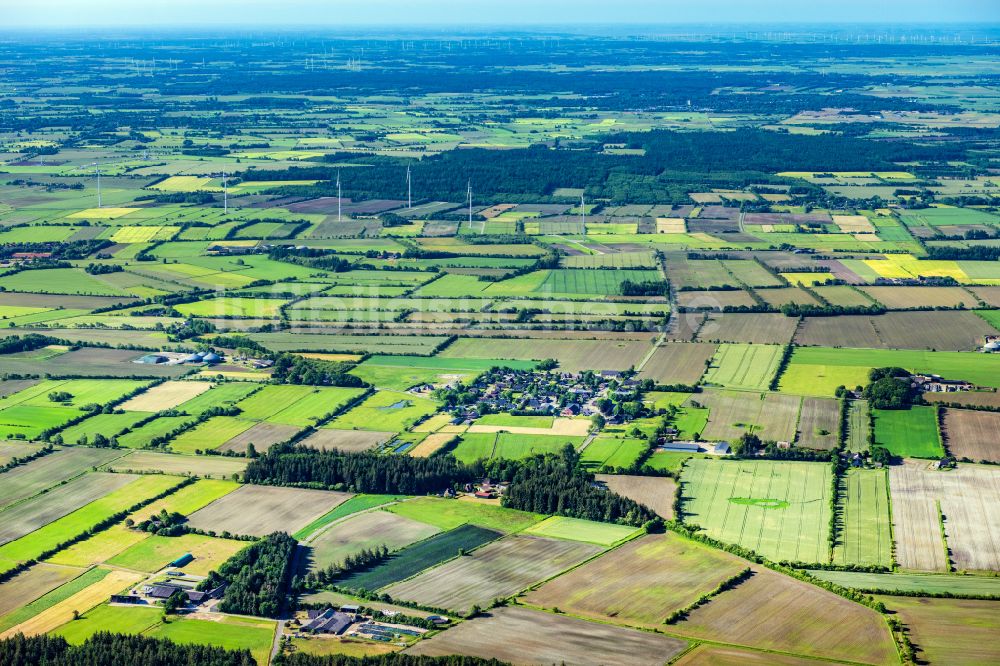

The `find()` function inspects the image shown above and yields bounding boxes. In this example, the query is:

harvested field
[924,391,1000,409]
[671,645,842,666]
[680,459,831,564]
[859,286,978,309]
[0,447,124,510]
[385,535,601,614]
[941,408,1000,463]
[0,347,190,378]
[187,485,352,537]
[878,596,1000,666]
[795,397,840,450]
[636,342,714,385]
[523,532,745,628]
[890,460,1000,572]
[305,510,440,571]
[0,563,81,617]
[118,381,213,412]
[104,451,246,478]
[408,432,454,457]
[833,469,892,567]
[795,315,883,348]
[0,441,42,466]
[703,343,783,391]
[300,428,395,452]
[676,289,756,310]
[0,471,137,546]
[216,422,299,454]
[339,524,502,592]
[812,285,877,307]
[595,474,676,520]
[754,286,820,307]
[873,311,997,351]
[696,313,798,345]
[439,337,652,373]
[970,286,1000,306]
[406,605,687,665]
[672,565,897,665]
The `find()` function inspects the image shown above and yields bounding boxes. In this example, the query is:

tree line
[198,532,298,618]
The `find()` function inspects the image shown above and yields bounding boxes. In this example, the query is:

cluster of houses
[134,350,224,366]
[444,368,644,425]
[982,336,1000,353]
[910,373,976,393]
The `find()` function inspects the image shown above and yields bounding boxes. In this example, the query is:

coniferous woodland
[245,445,655,527]
[198,532,298,618]
[0,633,256,666]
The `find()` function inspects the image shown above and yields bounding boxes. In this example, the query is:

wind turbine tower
[467,180,473,231]
[406,165,412,209]
[92,162,102,208]
[222,171,228,214]
[337,171,342,222]
[580,194,586,232]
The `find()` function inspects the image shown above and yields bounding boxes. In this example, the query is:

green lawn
[873,406,943,458]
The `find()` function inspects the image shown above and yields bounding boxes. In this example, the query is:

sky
[3,0,998,29]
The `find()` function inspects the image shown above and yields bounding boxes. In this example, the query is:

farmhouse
[303,609,354,635]
[911,374,975,393]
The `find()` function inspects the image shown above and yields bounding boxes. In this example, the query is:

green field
[832,469,892,567]
[522,516,640,546]
[168,416,254,454]
[578,436,647,471]
[0,567,111,633]
[450,432,585,464]
[680,458,832,564]
[105,533,248,574]
[385,497,543,533]
[703,343,784,391]
[338,524,502,591]
[327,390,436,432]
[350,355,535,391]
[779,347,1000,396]
[873,406,944,458]
[147,615,277,665]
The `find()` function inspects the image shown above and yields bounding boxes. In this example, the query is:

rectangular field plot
[300,428,394,453]
[779,346,1000,397]
[809,570,1000,597]
[832,469,892,567]
[385,534,601,614]
[890,460,1000,572]
[595,474,677,520]
[679,459,832,564]
[186,485,352,537]
[524,532,747,628]
[636,342,715,385]
[672,566,897,666]
[703,343,783,391]
[235,385,365,426]
[577,435,646,472]
[385,497,542,533]
[439,337,652,373]
[873,406,943,459]
[326,390,435,432]
[350,355,533,391]
[696,313,798,345]
[0,563,82,618]
[693,390,800,443]
[795,397,840,450]
[942,408,1000,463]
[168,416,255,454]
[877,596,1000,666]
[407,606,687,665]
[104,451,247,478]
[305,510,441,571]
[118,381,213,412]
[522,516,640,546]
[451,432,584,465]
[338,524,502,592]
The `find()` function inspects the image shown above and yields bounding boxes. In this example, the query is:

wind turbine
[221,171,228,214]
[92,162,102,208]
[467,180,473,231]
[406,165,412,210]
[580,193,586,232]
[337,171,342,222]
